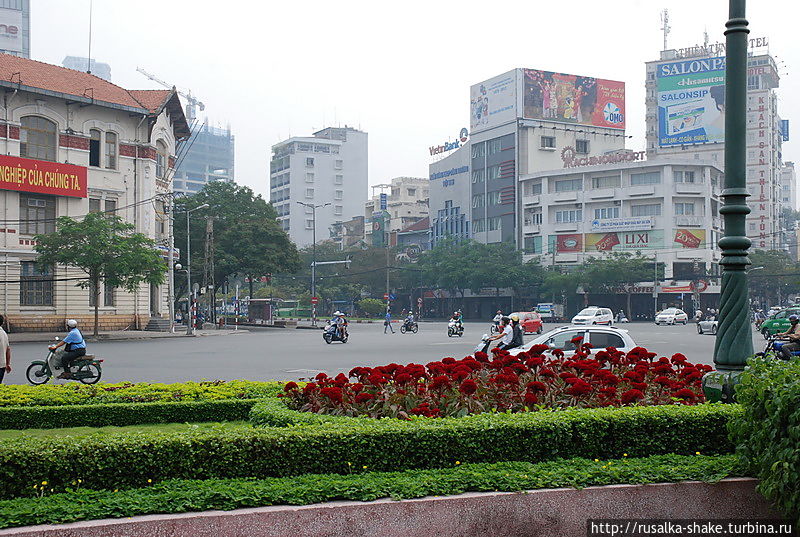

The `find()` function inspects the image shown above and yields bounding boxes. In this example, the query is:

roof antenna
[660,9,670,51]
[86,0,93,74]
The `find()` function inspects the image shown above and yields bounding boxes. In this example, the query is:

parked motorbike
[473,334,492,354]
[756,337,800,360]
[400,321,418,334]
[447,319,464,338]
[322,322,348,344]
[26,340,103,385]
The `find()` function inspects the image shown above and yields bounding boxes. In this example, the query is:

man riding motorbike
[403,312,415,329]
[776,314,800,360]
[487,316,513,350]
[450,311,463,331]
[50,319,87,379]
[492,310,503,330]
[331,311,348,339]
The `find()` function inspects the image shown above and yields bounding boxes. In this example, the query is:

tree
[358,298,385,317]
[748,249,800,306]
[582,252,660,316]
[34,213,166,336]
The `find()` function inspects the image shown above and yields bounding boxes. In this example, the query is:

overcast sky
[31,0,800,198]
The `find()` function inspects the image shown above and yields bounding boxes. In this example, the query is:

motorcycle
[756,337,800,360]
[26,341,103,385]
[447,319,464,338]
[474,333,492,354]
[400,320,418,334]
[322,322,348,344]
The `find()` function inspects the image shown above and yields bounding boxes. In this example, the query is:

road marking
[285,369,326,374]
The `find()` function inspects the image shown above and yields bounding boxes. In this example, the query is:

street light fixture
[184,203,209,335]
[296,201,330,327]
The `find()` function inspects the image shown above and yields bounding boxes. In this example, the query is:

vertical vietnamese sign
[0,155,87,198]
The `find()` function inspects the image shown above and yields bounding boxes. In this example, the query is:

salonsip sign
[429,128,469,156]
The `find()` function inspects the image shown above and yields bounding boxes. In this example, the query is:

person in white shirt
[488,316,512,350]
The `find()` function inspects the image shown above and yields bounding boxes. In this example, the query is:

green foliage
[357,298,385,317]
[729,357,800,522]
[34,212,166,335]
[0,454,742,529]
[747,249,800,305]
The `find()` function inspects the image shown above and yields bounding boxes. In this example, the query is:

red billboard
[523,69,625,130]
[0,155,87,198]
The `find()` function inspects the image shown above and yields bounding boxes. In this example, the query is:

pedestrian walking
[0,315,10,384]
[384,311,395,334]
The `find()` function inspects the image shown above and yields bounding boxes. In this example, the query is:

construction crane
[135,67,205,123]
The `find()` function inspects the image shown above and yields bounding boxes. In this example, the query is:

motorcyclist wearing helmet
[504,314,524,350]
[492,310,503,329]
[330,311,348,339]
[488,316,513,349]
[50,319,87,379]
[777,314,800,360]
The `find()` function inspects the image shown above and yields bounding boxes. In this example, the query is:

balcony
[674,183,705,195]
[588,188,616,200]
[553,191,579,202]
[523,195,541,206]
[673,215,705,227]
[522,222,541,234]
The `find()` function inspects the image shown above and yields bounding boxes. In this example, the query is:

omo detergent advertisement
[657,57,726,147]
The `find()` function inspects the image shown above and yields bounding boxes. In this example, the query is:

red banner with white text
[0,155,87,198]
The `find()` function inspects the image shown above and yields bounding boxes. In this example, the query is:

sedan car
[509,311,543,334]
[571,307,614,326]
[508,325,636,358]
[697,319,718,335]
[655,308,689,325]
[758,307,800,339]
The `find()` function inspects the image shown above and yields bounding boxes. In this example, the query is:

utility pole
[297,201,330,326]
[166,194,176,333]
[203,216,215,324]
[184,203,209,335]
[386,240,390,313]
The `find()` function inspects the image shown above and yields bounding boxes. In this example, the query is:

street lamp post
[184,203,209,335]
[297,201,330,327]
[704,0,752,402]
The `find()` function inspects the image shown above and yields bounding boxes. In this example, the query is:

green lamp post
[703,0,752,403]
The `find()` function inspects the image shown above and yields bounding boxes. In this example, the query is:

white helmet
[66,319,78,328]
[333,311,343,316]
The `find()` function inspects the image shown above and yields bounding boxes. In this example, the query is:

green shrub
[0,399,260,430]
[0,454,742,529]
[729,357,800,522]
[0,403,739,500]
[0,381,282,407]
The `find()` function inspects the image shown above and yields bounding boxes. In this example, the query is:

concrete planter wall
[1,478,781,537]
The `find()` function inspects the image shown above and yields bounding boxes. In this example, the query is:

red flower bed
[281,343,712,419]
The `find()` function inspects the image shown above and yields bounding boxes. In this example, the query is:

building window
[487,165,501,180]
[20,194,56,235]
[576,140,590,154]
[525,210,543,225]
[407,188,416,197]
[335,190,343,200]
[630,172,661,186]
[487,217,501,231]
[673,170,696,183]
[297,143,311,152]
[554,178,582,192]
[472,219,485,232]
[104,281,115,307]
[471,194,485,208]
[89,198,101,213]
[471,169,485,183]
[471,144,485,159]
[335,174,343,184]
[306,219,316,230]
[555,209,582,223]
[156,140,167,179]
[20,116,57,162]
[105,199,117,213]
[334,205,343,216]
[675,202,695,215]
[631,203,661,217]
[89,129,101,167]
[306,172,314,183]
[540,136,556,149]
[306,157,314,167]
[487,139,502,155]
[523,182,542,196]
[105,132,117,170]
[335,160,343,169]
[20,261,53,306]
[305,188,314,198]
[594,207,619,220]
[487,191,501,205]
[592,175,620,189]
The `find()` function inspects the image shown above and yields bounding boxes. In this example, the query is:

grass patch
[0,454,744,529]
[0,421,251,440]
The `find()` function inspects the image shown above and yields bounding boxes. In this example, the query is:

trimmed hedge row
[0,403,740,500]
[0,399,260,430]
[0,454,743,529]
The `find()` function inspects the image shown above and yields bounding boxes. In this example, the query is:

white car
[655,308,689,325]
[571,307,614,326]
[697,319,718,335]
[508,325,636,357]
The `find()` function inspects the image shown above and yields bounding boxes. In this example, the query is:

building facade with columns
[0,54,189,331]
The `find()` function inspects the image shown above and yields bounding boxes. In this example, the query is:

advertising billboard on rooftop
[522,69,625,130]
[470,70,517,133]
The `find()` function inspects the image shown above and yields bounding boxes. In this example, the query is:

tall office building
[62,56,112,81]
[270,126,368,247]
[645,38,784,250]
[780,162,796,211]
[172,124,235,196]
[0,0,28,58]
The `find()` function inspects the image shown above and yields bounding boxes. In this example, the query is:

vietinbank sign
[429,128,469,156]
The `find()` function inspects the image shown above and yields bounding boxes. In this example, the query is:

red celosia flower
[672,388,697,401]
[459,379,478,395]
[315,372,329,382]
[524,392,538,406]
[631,382,648,392]
[559,372,576,381]
[442,357,457,364]
[529,344,549,354]
[302,382,318,393]
[320,386,343,403]
[526,381,547,393]
[653,376,672,387]
[394,373,413,385]
[355,393,375,404]
[430,375,451,390]
[525,356,544,368]
[570,336,583,344]
[283,381,299,392]
[334,373,349,386]
[474,351,489,362]
[566,380,592,396]
[367,372,388,385]
[623,371,644,383]
[539,368,556,378]
[671,353,688,364]
[620,389,645,404]
[599,386,617,397]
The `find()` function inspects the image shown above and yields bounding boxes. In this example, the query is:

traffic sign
[311,297,319,304]
[383,293,389,300]
[417,297,423,304]
[389,293,396,301]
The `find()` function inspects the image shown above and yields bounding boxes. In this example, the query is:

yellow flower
[695,451,701,455]
[455,461,461,465]
[77,479,82,484]
[623,453,628,457]
[41,481,47,486]
[594,459,599,462]
[147,479,152,483]
[362,465,368,470]
[347,462,352,467]
[114,489,118,493]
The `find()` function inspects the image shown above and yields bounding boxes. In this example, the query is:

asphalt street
[1,321,765,385]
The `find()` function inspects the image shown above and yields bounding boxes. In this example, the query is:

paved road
[1,322,765,385]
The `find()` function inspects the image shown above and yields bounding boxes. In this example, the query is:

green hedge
[0,403,739,500]
[730,357,800,522]
[0,454,742,529]
[0,381,282,407]
[0,399,260,430]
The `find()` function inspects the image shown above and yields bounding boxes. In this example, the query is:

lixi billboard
[656,57,726,147]
[522,69,625,130]
[0,155,87,198]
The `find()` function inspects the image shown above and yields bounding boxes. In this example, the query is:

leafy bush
[0,380,282,407]
[0,403,739,499]
[282,346,710,418]
[358,298,385,317]
[729,357,800,522]
[0,454,742,529]
[0,399,259,430]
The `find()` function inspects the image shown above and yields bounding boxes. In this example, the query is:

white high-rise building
[269,126,367,247]
[780,162,796,211]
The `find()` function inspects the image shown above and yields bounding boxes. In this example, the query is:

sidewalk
[8,328,248,344]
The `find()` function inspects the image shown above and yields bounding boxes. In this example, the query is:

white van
[571,306,614,326]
